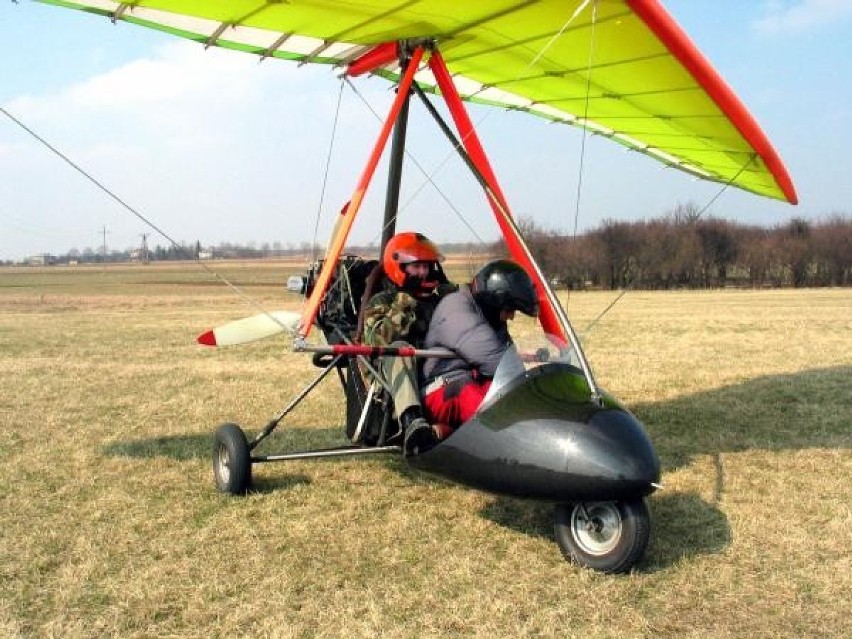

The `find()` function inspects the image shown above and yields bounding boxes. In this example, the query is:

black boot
[400,408,437,457]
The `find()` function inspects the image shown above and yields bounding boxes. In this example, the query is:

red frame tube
[298,46,425,337]
[346,42,398,77]
[300,46,571,350]
[428,50,567,344]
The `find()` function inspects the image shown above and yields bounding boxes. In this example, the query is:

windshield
[480,324,582,407]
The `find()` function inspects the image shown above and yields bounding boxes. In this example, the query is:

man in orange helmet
[362,232,456,455]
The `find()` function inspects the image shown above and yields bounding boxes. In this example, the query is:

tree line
[11,205,850,289]
[497,205,851,289]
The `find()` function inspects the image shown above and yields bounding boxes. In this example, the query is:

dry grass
[1,263,850,638]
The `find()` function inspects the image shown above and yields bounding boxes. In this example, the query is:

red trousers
[423,379,492,428]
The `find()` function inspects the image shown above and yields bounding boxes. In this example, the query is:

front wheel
[213,423,252,495]
[554,499,650,574]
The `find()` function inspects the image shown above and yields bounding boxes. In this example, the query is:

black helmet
[471,260,539,318]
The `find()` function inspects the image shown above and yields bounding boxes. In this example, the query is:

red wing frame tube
[428,50,563,343]
[346,42,399,77]
[428,49,601,400]
[297,46,425,339]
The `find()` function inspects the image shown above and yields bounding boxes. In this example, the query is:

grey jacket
[422,285,511,382]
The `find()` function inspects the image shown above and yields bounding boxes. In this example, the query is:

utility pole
[101,226,109,263]
[139,233,150,264]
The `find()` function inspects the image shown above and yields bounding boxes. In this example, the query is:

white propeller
[196,310,301,347]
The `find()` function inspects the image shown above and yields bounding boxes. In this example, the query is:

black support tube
[380,48,413,252]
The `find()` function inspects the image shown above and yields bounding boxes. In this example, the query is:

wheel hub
[586,517,605,534]
[571,502,623,556]
[217,445,231,483]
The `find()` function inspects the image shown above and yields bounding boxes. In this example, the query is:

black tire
[344,361,369,441]
[212,423,252,495]
[554,499,650,574]
[345,361,392,446]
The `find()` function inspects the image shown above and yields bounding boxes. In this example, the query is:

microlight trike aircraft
[33,0,796,573]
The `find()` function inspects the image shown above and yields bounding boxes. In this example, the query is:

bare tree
[696,218,737,287]
[589,219,638,289]
[812,214,852,286]
[775,218,813,287]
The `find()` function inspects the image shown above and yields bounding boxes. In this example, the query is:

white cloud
[754,0,852,35]
[76,42,292,107]
[6,39,307,123]
[0,37,400,260]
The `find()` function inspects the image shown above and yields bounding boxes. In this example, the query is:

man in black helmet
[420,259,539,429]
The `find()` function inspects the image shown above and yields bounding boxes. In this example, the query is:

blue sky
[1,1,851,261]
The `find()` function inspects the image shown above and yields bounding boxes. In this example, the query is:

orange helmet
[382,232,444,291]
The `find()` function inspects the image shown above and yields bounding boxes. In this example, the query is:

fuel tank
[408,362,660,502]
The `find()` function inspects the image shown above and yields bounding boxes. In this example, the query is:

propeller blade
[197,310,301,347]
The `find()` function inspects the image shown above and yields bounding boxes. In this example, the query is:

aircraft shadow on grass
[104,365,850,569]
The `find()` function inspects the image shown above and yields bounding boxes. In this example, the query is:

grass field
[1,262,850,637]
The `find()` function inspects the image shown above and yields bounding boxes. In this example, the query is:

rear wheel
[554,499,650,574]
[213,423,252,495]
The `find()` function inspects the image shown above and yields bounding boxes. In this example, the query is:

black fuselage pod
[408,363,660,502]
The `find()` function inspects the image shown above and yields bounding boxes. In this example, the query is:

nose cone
[410,364,660,502]
[572,407,661,495]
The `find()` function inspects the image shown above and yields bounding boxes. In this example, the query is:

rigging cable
[693,156,755,220]
[563,1,752,334]
[582,153,756,332]
[309,76,346,266]
[342,75,486,246]
[0,105,295,335]
[571,0,598,242]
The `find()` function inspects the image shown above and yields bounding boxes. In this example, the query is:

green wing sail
[36,0,796,204]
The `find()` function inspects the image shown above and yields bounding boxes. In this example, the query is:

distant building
[198,249,216,260]
[26,254,55,266]
[130,248,150,262]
